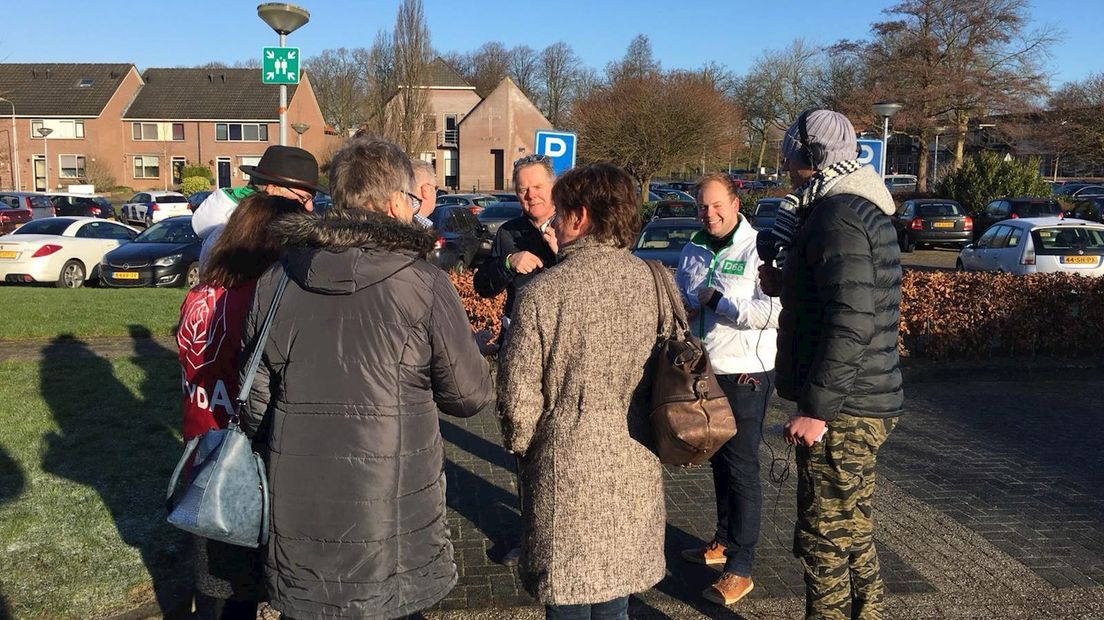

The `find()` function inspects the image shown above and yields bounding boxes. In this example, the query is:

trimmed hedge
[450,269,1104,361]
[899,271,1104,359]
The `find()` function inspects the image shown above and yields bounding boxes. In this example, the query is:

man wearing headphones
[675,172,779,608]
[764,109,904,620]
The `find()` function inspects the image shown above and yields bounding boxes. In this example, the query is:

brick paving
[426,378,1104,619]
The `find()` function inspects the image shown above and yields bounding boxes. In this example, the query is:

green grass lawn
[0,286,186,341]
[0,346,188,618]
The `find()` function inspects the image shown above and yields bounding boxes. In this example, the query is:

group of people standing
[175,107,903,620]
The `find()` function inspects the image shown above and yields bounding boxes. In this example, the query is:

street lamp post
[290,122,310,149]
[38,127,53,192]
[258,3,310,147]
[0,97,19,191]
[933,126,947,187]
[872,102,903,179]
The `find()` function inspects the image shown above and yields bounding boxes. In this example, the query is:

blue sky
[2,0,1094,88]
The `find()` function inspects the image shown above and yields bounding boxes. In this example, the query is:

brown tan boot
[680,539,727,566]
[702,572,754,605]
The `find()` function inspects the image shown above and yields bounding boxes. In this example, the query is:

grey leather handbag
[166,272,289,548]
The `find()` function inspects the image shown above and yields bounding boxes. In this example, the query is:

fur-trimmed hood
[272,210,436,295]
[821,165,897,216]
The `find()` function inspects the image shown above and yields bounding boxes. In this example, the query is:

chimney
[207,74,213,82]
[220,74,225,83]
[31,68,37,79]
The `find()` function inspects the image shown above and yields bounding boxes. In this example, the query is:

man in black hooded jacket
[763,109,904,620]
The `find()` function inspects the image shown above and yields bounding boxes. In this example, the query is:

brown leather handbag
[644,261,737,466]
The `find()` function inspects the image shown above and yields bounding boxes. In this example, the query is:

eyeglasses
[513,153,550,169]
[406,191,422,214]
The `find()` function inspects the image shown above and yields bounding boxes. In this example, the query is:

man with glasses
[192,145,323,268]
[410,158,439,230]
[473,153,558,320]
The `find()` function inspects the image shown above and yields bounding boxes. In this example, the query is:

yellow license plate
[1062,256,1096,265]
[112,271,140,280]
[0,251,17,259]
[933,221,955,229]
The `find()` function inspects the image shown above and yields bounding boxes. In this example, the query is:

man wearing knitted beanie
[764,109,904,620]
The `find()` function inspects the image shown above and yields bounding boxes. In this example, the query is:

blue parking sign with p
[856,139,883,176]
[535,130,577,177]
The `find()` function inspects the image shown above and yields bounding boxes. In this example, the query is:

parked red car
[0,194,38,233]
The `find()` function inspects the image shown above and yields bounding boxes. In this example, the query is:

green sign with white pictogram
[262,47,300,84]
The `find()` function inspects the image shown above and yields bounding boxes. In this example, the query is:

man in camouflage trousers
[762,109,904,619]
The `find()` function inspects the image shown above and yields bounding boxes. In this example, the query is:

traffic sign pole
[279,33,287,146]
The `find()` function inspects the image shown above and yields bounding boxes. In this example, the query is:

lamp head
[257,3,310,35]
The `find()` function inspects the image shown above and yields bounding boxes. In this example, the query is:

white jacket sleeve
[714,254,781,330]
[191,190,237,239]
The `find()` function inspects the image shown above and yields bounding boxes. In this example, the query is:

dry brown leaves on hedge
[449,271,505,340]
[899,271,1104,359]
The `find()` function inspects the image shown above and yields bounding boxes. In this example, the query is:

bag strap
[255,451,271,545]
[644,261,689,337]
[165,436,200,511]
[236,270,290,408]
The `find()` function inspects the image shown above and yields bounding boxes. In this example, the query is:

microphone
[756,230,783,267]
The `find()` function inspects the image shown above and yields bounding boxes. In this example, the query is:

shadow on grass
[0,445,25,620]
[39,325,189,617]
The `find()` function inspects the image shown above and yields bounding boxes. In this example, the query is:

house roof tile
[0,63,135,117]
[124,68,299,120]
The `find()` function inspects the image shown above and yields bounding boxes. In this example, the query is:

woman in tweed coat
[498,163,675,619]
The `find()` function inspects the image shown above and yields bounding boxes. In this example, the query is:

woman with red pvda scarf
[176,192,301,619]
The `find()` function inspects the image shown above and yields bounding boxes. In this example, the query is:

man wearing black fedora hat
[192,145,325,268]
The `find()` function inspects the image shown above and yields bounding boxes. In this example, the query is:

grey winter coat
[776,166,905,421]
[497,238,674,605]
[239,210,494,619]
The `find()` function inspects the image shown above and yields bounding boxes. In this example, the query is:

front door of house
[32,156,46,192]
[492,149,504,191]
[217,159,231,188]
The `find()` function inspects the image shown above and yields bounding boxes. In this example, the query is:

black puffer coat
[239,210,493,619]
[776,166,904,421]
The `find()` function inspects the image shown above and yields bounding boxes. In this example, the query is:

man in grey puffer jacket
[762,109,904,620]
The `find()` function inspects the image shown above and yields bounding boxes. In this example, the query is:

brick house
[0,63,337,193]
[122,68,337,190]
[458,76,552,192]
[0,63,144,192]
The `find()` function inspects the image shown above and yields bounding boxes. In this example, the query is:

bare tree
[861,0,1054,189]
[467,42,511,97]
[1042,73,1104,175]
[361,32,397,138]
[390,0,433,155]
[509,45,542,102]
[606,34,661,82]
[304,48,368,133]
[573,70,739,202]
[539,42,581,127]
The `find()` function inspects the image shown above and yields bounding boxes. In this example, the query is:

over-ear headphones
[797,109,827,169]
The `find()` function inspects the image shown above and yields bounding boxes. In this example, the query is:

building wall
[10,66,144,193]
[458,79,551,193]
[424,89,480,189]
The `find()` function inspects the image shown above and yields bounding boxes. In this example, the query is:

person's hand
[509,251,544,274]
[686,305,699,320]
[783,415,827,447]
[473,329,498,356]
[542,225,559,255]
[759,265,783,297]
[697,286,717,307]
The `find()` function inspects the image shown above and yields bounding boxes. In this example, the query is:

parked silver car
[956,218,1104,276]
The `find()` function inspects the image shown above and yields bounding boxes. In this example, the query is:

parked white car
[0,217,139,288]
[120,191,190,227]
[956,218,1104,276]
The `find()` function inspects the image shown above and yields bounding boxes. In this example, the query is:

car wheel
[956,259,966,271]
[184,262,200,288]
[145,214,153,228]
[451,257,468,274]
[900,234,915,253]
[57,260,86,289]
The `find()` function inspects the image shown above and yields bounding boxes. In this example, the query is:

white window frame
[133,156,160,179]
[131,122,160,141]
[58,154,87,179]
[30,119,85,139]
[171,156,187,183]
[215,122,270,142]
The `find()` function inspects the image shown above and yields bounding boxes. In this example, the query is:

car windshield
[918,203,963,217]
[481,205,523,219]
[472,197,498,207]
[1032,227,1104,251]
[654,203,698,219]
[635,225,697,251]
[13,219,71,235]
[756,202,781,216]
[1014,201,1061,217]
[134,219,198,243]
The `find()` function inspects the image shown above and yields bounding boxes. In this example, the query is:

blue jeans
[712,371,774,576]
[545,596,629,619]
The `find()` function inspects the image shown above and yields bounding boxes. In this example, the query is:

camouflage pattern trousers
[793,413,898,620]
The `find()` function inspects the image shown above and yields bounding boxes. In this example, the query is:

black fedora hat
[239,145,325,194]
